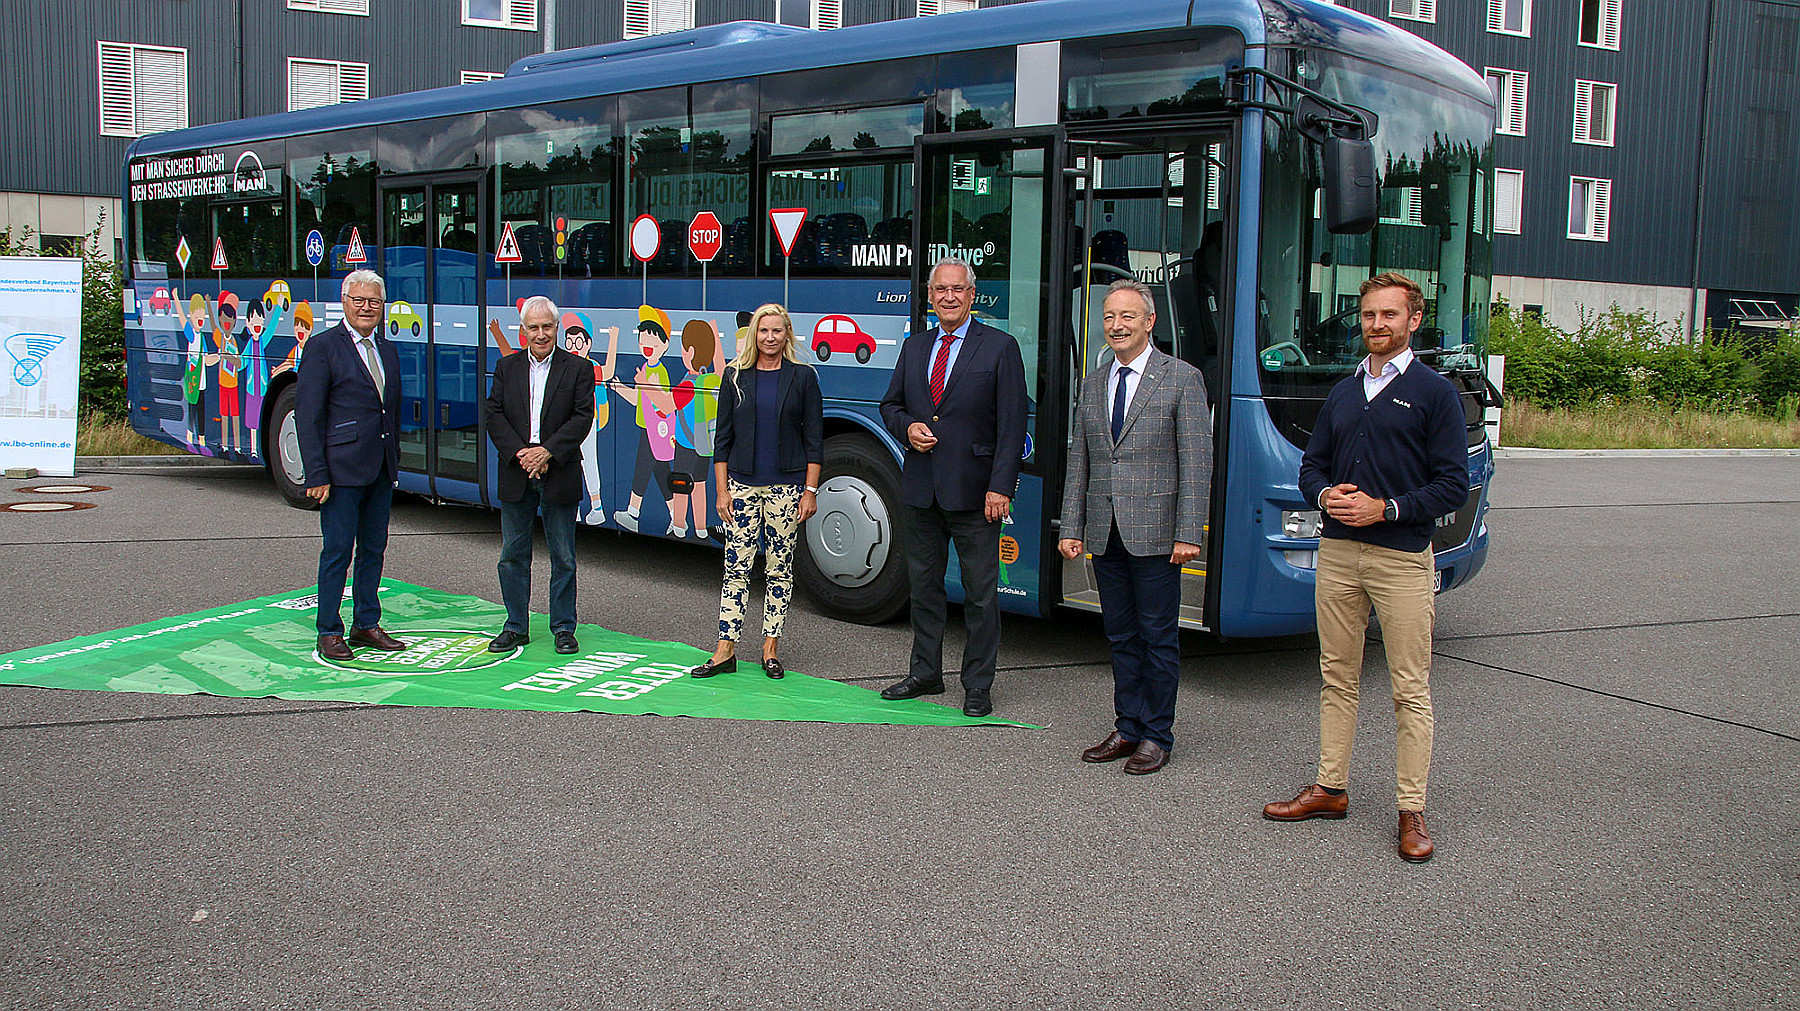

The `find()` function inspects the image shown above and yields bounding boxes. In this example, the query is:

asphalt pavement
[1,455,1795,1010]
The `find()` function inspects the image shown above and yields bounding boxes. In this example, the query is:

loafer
[554,631,579,655]
[487,629,529,653]
[762,657,785,679]
[690,656,736,678]
[348,626,408,651]
[1081,731,1138,763]
[880,677,946,701]
[962,688,992,718]
[1398,810,1435,863]
[1262,784,1349,822]
[1122,739,1168,775]
[316,634,354,661]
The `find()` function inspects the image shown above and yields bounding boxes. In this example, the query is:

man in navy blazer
[878,257,1028,717]
[483,296,596,656]
[295,270,408,662]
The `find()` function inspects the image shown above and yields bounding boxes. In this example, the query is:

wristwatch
[1382,499,1399,522]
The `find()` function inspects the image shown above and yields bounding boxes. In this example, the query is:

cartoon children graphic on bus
[608,304,680,534]
[207,292,244,455]
[561,311,619,523]
[271,301,313,378]
[241,286,287,457]
[181,293,210,453]
[670,317,725,540]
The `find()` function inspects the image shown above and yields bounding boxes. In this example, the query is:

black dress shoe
[1123,740,1169,775]
[690,656,736,678]
[348,626,408,651]
[962,688,992,717]
[554,631,579,654]
[1081,731,1138,763]
[317,634,354,661]
[880,677,945,701]
[488,629,529,653]
[762,657,785,679]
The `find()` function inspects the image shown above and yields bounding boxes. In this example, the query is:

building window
[1389,0,1436,24]
[1494,168,1523,234]
[1486,68,1528,136]
[289,58,370,110]
[1579,0,1622,51]
[1567,176,1611,241]
[624,0,694,37]
[813,0,842,30]
[918,0,979,15]
[1488,0,1531,36]
[1380,187,1424,227]
[1572,80,1616,146]
[288,0,369,15]
[461,71,504,85]
[464,0,538,31]
[97,41,187,137]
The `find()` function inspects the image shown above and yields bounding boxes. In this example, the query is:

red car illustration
[811,314,876,363]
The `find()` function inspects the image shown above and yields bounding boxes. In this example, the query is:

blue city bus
[120,0,1496,636]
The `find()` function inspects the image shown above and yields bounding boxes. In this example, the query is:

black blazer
[879,318,1028,511]
[295,321,401,488]
[714,360,824,482]
[484,346,596,505]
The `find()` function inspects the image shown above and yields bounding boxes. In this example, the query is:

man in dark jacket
[484,296,597,656]
[1263,272,1470,864]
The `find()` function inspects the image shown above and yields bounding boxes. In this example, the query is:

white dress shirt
[1360,346,1415,402]
[527,348,553,444]
[1107,343,1151,421]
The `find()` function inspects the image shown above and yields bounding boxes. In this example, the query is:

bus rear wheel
[267,385,316,510]
[797,433,908,624]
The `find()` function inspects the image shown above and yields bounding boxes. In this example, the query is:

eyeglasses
[345,295,384,308]
[929,285,974,295]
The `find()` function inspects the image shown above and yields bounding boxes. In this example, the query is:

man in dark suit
[1059,279,1212,775]
[878,257,1028,717]
[483,296,596,656]
[296,270,408,662]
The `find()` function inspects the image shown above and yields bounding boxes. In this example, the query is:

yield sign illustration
[769,207,808,257]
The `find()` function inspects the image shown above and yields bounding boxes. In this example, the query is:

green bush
[0,217,125,420]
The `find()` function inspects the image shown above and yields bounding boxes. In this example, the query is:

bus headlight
[1282,509,1322,539]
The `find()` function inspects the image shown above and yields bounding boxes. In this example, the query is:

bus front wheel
[267,385,317,510]
[797,433,909,624]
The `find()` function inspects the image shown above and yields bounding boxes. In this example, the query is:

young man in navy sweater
[1263,272,1469,863]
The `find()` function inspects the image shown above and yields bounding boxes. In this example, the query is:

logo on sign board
[5,332,67,387]
[232,151,270,194]
[313,627,520,675]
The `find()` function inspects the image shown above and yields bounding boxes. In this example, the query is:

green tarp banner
[0,580,1031,728]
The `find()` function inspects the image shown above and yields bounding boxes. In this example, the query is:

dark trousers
[1092,524,1182,751]
[498,480,579,635]
[316,465,393,636]
[904,502,1002,693]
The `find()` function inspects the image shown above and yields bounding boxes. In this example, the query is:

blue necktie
[1111,366,1131,443]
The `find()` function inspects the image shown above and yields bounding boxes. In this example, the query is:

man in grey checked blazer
[1059,279,1211,775]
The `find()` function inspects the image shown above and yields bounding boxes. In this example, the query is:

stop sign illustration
[688,211,722,263]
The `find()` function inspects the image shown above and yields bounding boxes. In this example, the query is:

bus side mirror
[1323,136,1377,234]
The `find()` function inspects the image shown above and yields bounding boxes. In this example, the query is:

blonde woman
[691,304,823,679]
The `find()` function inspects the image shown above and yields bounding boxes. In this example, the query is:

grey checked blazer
[1059,346,1212,556]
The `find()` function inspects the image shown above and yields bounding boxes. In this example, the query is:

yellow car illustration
[262,280,292,311]
[387,301,425,338]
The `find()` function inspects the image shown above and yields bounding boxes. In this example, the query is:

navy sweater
[1299,361,1470,553]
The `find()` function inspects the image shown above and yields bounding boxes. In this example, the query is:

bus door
[1058,129,1234,630]
[379,175,486,503]
[915,129,1067,613]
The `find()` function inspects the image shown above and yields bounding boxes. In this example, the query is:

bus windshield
[1257,47,1493,447]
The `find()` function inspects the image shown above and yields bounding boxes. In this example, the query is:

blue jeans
[316,469,393,636]
[498,481,578,635]
[1091,524,1182,752]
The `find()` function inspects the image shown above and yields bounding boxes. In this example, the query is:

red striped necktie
[929,331,957,404]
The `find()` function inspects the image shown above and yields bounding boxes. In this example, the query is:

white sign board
[0,257,84,476]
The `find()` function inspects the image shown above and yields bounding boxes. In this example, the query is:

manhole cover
[2,501,94,512]
[20,484,109,494]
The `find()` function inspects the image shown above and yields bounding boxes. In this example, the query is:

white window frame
[624,0,695,38]
[1579,0,1623,51]
[1390,0,1437,24]
[1485,68,1528,136]
[1494,168,1524,234]
[288,0,369,15]
[813,0,843,31]
[97,41,187,138]
[461,70,504,85]
[1567,176,1611,241]
[463,0,539,32]
[1380,187,1425,227]
[1572,79,1617,146]
[288,58,370,111]
[1487,0,1531,37]
[918,0,979,16]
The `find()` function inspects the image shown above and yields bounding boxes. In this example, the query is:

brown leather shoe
[1262,784,1349,821]
[1081,731,1137,764]
[317,634,354,661]
[1398,810,1435,863]
[348,626,407,651]
[1122,740,1168,775]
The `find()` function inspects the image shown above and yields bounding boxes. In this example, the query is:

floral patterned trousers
[717,479,802,642]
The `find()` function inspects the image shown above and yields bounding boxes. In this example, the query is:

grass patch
[1501,399,1800,449]
[76,416,179,456]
